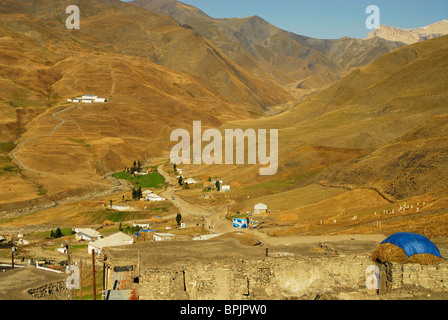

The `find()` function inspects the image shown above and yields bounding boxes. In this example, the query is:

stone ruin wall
[381,261,448,292]
[138,255,448,300]
[138,255,374,300]
[26,255,448,300]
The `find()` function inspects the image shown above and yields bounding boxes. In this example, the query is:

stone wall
[381,262,448,292]
[28,280,71,300]
[138,255,375,300]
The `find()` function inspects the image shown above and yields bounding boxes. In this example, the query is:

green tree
[176,213,182,226]
[50,230,54,238]
[55,227,62,238]
[215,180,220,191]
[137,186,142,199]
[178,176,183,186]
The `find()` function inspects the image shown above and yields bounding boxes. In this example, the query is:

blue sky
[123,0,447,39]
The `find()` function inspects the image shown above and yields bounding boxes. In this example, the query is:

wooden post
[79,259,83,300]
[11,247,14,270]
[92,250,96,300]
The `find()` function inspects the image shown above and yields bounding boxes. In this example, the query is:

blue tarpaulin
[381,232,445,259]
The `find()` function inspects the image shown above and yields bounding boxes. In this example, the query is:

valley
[0,0,447,301]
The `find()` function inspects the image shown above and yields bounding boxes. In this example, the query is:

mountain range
[132,0,407,94]
[367,19,448,44]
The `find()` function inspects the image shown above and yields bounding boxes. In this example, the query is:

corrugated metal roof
[105,289,136,300]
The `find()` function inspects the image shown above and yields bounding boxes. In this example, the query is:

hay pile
[372,243,445,265]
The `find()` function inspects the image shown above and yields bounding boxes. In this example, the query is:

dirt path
[9,104,111,187]
[108,64,116,99]
[157,164,235,234]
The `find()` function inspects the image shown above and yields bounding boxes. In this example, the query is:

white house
[57,247,67,254]
[184,178,196,185]
[254,203,268,214]
[81,99,93,104]
[75,228,102,241]
[72,99,80,103]
[142,190,153,196]
[94,97,107,103]
[221,185,231,192]
[153,233,175,241]
[67,99,72,102]
[145,193,166,202]
[112,204,132,211]
[88,232,133,255]
[82,94,98,100]
[193,233,223,241]
[133,223,150,229]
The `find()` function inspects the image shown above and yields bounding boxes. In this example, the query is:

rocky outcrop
[367,20,448,44]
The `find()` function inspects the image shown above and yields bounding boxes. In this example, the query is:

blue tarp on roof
[381,232,444,259]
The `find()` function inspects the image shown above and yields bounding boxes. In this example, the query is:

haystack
[372,242,445,265]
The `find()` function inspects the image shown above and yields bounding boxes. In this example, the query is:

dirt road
[157,164,235,234]
[9,104,111,187]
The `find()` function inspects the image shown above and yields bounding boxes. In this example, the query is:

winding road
[9,104,113,187]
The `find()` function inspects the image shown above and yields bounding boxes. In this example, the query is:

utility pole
[92,250,96,300]
[11,247,15,270]
[66,239,75,300]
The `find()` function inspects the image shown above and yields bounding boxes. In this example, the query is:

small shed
[254,203,268,214]
[153,233,175,242]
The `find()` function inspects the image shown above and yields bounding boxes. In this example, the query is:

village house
[74,228,103,241]
[145,193,166,202]
[184,178,197,185]
[254,203,268,214]
[133,223,150,229]
[88,232,134,255]
[68,94,107,104]
[221,185,231,192]
[153,233,175,241]
[112,204,132,211]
